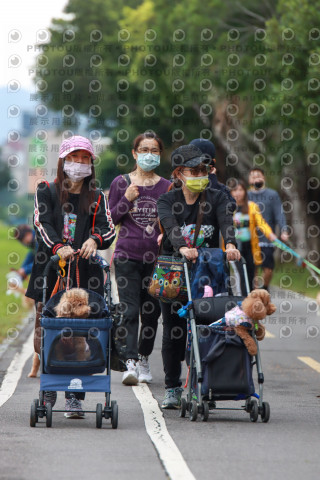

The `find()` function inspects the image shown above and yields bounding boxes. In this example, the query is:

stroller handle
[41,251,111,304]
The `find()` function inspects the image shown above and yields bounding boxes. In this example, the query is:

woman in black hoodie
[26,135,115,417]
[157,144,240,409]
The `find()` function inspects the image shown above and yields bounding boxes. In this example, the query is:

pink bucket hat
[59,135,95,159]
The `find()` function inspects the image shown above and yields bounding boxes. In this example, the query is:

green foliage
[0,222,32,342]
[262,0,320,169]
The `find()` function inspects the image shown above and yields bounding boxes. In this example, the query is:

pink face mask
[63,161,92,182]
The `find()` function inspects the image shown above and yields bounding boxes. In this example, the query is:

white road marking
[133,384,196,480]
[0,331,33,408]
[298,356,320,373]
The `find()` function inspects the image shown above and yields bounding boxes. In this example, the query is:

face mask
[181,174,209,193]
[63,161,92,182]
[252,181,264,190]
[137,153,160,172]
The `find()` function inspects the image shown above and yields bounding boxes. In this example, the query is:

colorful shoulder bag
[148,191,206,304]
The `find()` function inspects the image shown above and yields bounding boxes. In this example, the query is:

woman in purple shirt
[108,132,171,386]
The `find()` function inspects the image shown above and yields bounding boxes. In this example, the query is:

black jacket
[157,186,236,255]
[26,181,116,303]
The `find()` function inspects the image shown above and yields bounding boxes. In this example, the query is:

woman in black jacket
[157,144,240,409]
[26,135,115,417]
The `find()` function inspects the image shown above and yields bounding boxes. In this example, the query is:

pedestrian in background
[248,168,288,291]
[12,224,37,280]
[230,180,277,295]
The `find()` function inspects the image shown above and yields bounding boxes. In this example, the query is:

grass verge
[0,222,34,343]
[270,261,319,299]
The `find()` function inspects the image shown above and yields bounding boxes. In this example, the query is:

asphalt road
[0,288,320,480]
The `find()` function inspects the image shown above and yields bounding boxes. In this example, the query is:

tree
[260,0,320,258]
[33,0,320,260]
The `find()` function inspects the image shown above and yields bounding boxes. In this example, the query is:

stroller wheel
[179,398,187,418]
[261,402,270,423]
[46,403,52,428]
[201,401,209,422]
[30,399,38,427]
[189,400,198,422]
[249,400,258,423]
[245,397,251,413]
[111,401,118,429]
[96,403,103,428]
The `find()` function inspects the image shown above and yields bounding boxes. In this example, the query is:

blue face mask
[137,152,160,172]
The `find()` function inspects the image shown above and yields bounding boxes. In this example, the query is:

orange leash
[66,251,80,290]
[184,366,190,388]
[50,277,61,298]
[50,250,80,297]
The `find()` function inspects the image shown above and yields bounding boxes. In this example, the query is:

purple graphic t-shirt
[108,175,171,262]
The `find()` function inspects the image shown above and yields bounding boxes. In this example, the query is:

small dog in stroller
[54,288,91,362]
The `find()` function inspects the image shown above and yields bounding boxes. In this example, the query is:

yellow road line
[298,356,320,373]
[265,329,275,338]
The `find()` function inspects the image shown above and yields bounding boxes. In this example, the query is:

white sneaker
[138,355,152,383]
[122,359,138,386]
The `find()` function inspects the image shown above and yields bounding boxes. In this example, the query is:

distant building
[3,129,62,196]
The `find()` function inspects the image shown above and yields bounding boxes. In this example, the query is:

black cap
[171,144,211,168]
[189,139,216,164]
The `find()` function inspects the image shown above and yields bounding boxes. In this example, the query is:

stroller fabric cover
[198,326,255,398]
[41,289,112,375]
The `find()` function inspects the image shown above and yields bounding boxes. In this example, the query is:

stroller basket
[178,254,270,423]
[198,325,255,399]
[30,252,119,429]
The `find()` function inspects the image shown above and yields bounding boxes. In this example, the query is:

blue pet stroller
[179,255,270,423]
[30,253,118,429]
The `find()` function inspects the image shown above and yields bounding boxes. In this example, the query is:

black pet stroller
[30,253,118,428]
[179,256,270,423]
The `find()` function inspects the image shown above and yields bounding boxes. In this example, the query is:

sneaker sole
[122,373,138,386]
[64,412,85,419]
[138,376,152,384]
[161,403,181,410]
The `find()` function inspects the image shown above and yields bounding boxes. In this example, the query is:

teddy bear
[211,289,277,356]
[54,288,91,362]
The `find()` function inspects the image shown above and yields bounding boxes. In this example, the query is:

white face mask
[63,161,92,182]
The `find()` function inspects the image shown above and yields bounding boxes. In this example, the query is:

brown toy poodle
[235,289,277,356]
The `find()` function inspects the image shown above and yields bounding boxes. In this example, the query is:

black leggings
[160,302,187,388]
[114,258,161,360]
[236,241,255,295]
